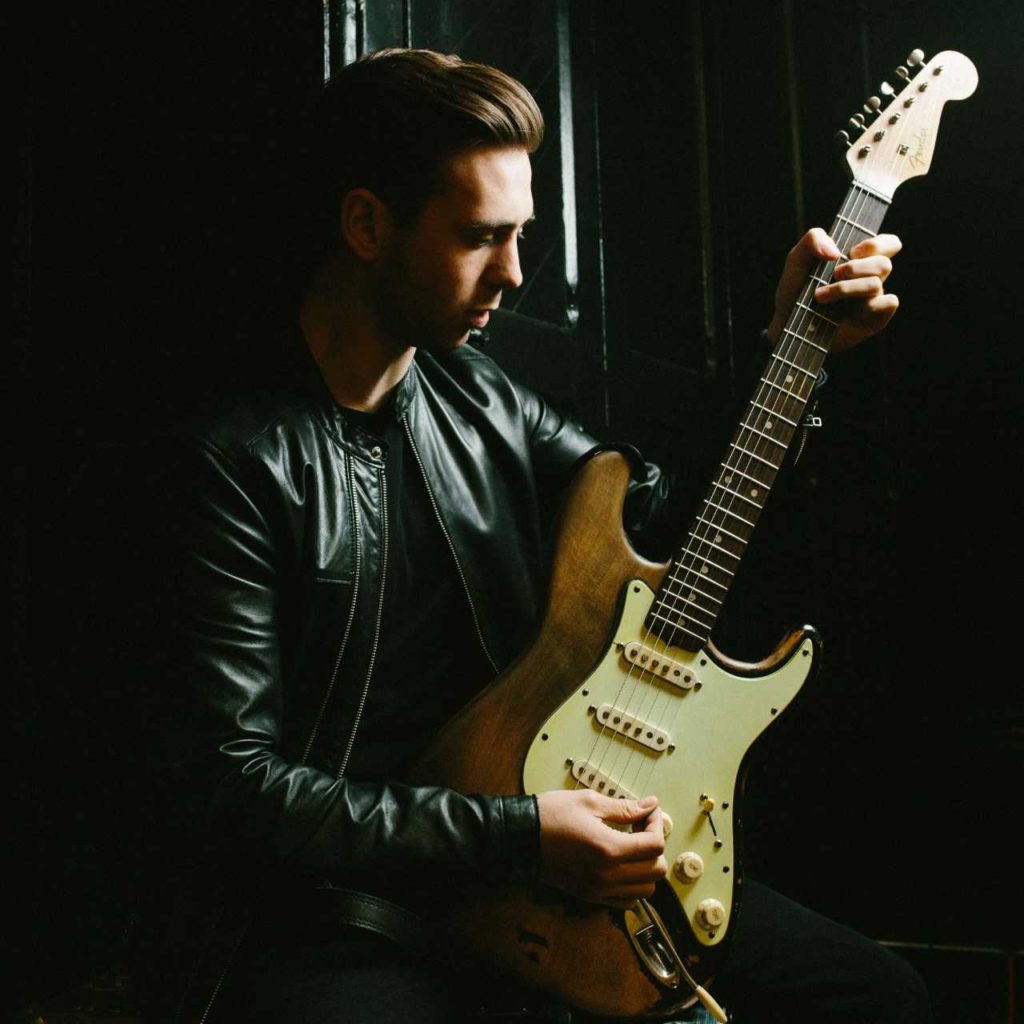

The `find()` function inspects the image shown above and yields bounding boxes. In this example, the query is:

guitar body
[410,46,977,1018]
[411,451,817,1019]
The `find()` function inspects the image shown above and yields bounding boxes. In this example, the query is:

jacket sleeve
[150,436,539,887]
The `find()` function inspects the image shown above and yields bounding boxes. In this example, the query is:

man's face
[375,146,534,352]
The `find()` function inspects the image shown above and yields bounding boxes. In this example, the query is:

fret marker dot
[677,615,687,626]
[765,420,774,430]
[785,374,794,385]
[714,533,723,544]
[808,323,816,334]
[724,475,733,485]
[701,564,709,574]
[750,488,759,498]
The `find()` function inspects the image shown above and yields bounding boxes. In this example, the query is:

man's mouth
[467,308,496,328]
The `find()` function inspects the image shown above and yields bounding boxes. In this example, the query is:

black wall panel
[15,0,1023,1014]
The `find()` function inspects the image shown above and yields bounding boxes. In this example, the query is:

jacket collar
[280,325,422,450]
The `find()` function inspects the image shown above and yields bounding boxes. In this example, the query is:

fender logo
[909,128,930,170]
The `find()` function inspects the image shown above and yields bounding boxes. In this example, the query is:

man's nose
[489,237,523,290]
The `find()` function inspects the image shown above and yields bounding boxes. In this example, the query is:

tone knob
[661,812,674,838]
[674,851,704,881]
[697,898,726,930]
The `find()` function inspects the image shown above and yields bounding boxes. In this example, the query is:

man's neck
[300,260,415,414]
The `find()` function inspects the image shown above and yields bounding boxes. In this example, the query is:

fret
[668,565,728,594]
[782,326,829,354]
[769,353,819,379]
[738,422,788,449]
[751,401,798,428]
[704,497,758,525]
[795,301,838,327]
[651,600,715,631]
[728,442,779,472]
[693,516,744,545]
[677,543,739,573]
[719,460,773,489]
[646,611,705,645]
[684,529,744,561]
[834,212,876,236]
[758,376,807,404]
[664,576,723,607]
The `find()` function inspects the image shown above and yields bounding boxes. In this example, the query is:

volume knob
[697,898,726,931]
[674,851,705,881]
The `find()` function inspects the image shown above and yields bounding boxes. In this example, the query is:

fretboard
[646,182,890,652]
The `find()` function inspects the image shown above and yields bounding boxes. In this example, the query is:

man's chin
[418,332,471,354]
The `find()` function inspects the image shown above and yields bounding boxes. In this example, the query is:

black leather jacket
[140,334,674,1020]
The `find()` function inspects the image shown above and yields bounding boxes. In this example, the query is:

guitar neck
[647,182,890,653]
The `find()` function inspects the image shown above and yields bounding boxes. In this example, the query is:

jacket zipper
[335,461,389,779]
[194,936,241,1024]
[301,452,363,766]
[404,421,499,675]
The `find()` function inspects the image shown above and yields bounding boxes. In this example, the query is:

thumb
[600,794,659,824]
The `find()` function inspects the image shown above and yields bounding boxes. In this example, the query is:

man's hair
[303,48,544,265]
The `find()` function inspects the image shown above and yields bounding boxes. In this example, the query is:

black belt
[311,885,435,955]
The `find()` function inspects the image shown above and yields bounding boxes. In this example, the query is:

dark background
[14,1,1023,1019]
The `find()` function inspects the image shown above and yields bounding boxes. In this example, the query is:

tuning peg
[847,117,865,134]
[879,81,895,98]
[862,95,882,116]
[834,130,851,149]
[906,48,925,67]
[894,65,910,81]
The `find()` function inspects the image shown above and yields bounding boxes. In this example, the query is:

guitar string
[623,78,912,726]
[578,192,861,803]
[623,184,880,799]
[622,59,942,802]
[581,183,886,808]
[576,83,910,808]
[576,215,847,803]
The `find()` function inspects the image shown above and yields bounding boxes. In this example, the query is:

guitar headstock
[836,48,978,199]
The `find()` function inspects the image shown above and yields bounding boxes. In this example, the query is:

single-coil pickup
[570,759,635,799]
[595,704,670,752]
[622,642,697,689]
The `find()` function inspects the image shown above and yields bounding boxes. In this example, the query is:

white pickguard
[523,579,813,948]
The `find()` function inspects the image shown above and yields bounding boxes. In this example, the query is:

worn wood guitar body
[412,46,976,1022]
[411,451,815,1019]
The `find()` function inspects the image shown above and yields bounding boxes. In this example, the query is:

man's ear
[340,188,394,261]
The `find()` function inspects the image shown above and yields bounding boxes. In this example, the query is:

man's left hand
[767,227,902,352]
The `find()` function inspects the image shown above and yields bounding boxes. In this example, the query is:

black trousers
[216,880,933,1024]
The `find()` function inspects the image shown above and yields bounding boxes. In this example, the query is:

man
[137,48,927,1023]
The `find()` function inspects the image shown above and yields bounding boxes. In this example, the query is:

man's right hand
[535,789,667,909]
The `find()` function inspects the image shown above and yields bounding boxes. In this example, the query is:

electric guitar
[410,47,977,1021]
